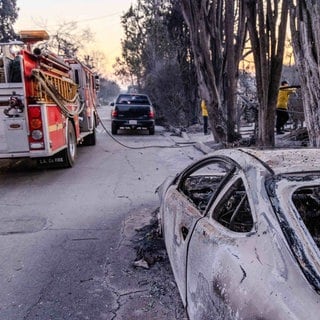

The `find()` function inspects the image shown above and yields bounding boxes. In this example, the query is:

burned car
[157,148,320,320]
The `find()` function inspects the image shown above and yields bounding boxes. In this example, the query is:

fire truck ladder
[31,69,84,118]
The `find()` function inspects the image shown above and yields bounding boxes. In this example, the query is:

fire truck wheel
[61,121,77,167]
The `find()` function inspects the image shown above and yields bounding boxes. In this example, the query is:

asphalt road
[0,106,204,320]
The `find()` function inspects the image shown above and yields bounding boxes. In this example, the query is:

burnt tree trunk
[245,0,289,147]
[289,1,320,147]
[179,0,246,145]
[180,0,225,143]
[225,0,238,142]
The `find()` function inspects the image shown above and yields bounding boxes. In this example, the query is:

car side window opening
[292,186,320,248]
[179,160,232,213]
[212,178,253,233]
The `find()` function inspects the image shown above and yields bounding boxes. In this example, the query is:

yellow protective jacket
[277,87,296,110]
[201,99,208,116]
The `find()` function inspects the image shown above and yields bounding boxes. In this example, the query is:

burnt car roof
[209,148,320,175]
[244,148,320,174]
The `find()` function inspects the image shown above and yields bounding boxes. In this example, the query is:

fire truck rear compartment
[0,83,29,154]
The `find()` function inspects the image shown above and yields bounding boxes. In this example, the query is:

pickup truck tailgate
[115,105,151,119]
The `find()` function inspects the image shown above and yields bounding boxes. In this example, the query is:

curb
[182,131,220,154]
[193,142,213,154]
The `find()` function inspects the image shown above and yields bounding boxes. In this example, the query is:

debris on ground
[126,207,188,319]
[186,123,310,149]
[280,127,309,146]
[133,258,150,269]
[133,208,167,269]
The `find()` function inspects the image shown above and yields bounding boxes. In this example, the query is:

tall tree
[43,22,94,58]
[166,1,199,125]
[0,0,19,42]
[36,21,104,72]
[117,4,147,89]
[179,0,246,144]
[289,0,320,147]
[244,0,289,147]
[98,77,120,104]
[116,0,198,127]
[118,0,175,88]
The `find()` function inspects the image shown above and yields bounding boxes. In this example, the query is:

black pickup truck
[110,93,155,135]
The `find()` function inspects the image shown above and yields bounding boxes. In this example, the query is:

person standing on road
[276,80,297,134]
[201,99,209,135]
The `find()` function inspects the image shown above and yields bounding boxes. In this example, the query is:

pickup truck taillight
[149,108,155,119]
[111,109,118,117]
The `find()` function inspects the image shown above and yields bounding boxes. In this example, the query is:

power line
[71,12,123,24]
[17,11,124,29]
[45,13,122,27]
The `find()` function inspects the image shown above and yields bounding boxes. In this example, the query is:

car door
[185,174,260,319]
[185,172,320,320]
[162,157,235,306]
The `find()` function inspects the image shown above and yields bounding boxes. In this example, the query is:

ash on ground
[128,208,188,319]
[133,208,166,269]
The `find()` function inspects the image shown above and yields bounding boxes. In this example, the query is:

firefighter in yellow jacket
[276,81,296,134]
[201,99,209,135]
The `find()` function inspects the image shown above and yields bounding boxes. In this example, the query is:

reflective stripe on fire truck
[48,123,64,132]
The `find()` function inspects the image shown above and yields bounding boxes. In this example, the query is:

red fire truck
[0,30,100,168]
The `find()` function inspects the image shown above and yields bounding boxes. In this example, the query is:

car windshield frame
[266,173,320,293]
[176,156,238,215]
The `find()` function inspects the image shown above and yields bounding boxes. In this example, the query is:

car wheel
[111,122,118,135]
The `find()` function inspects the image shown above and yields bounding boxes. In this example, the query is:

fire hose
[31,69,85,118]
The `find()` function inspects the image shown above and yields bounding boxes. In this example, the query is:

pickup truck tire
[111,122,118,135]
[149,126,155,135]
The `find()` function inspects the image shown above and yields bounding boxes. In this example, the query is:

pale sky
[14,0,135,76]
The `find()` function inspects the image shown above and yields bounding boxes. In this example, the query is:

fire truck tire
[82,128,96,146]
[61,121,77,168]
